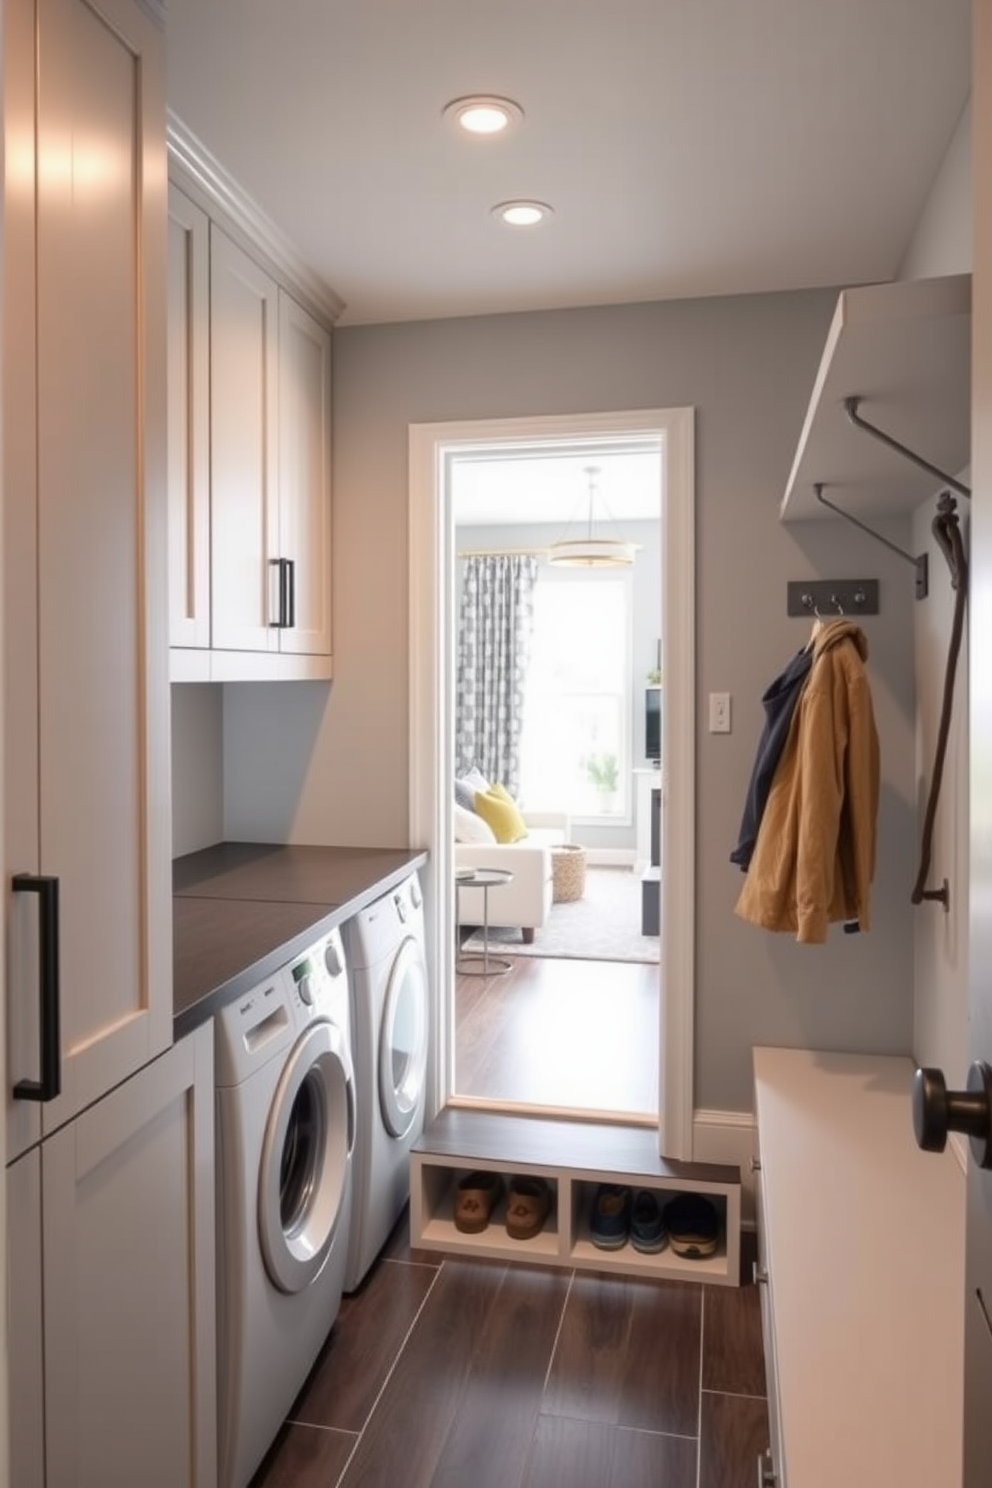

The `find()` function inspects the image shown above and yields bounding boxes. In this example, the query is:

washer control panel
[288,927,348,1021]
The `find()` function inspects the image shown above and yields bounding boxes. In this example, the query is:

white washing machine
[214,926,354,1488]
[343,871,430,1292]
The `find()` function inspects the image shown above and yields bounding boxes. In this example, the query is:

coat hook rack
[786,578,879,619]
[813,484,929,600]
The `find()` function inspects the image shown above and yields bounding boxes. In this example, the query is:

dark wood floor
[250,1213,769,1488]
[454,955,658,1116]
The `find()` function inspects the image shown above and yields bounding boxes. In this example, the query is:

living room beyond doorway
[450,424,663,1123]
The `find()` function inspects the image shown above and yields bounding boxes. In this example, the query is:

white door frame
[408,407,695,1158]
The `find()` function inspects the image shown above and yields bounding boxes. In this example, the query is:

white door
[278,290,333,656]
[210,226,280,652]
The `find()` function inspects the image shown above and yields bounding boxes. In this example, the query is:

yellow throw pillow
[473,783,528,844]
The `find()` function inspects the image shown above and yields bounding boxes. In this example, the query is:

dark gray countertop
[173,842,428,1039]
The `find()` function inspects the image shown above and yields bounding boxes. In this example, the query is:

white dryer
[343,871,429,1292]
[214,926,354,1488]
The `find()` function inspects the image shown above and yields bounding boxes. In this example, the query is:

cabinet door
[168,184,211,648]
[41,1024,216,1488]
[278,290,333,656]
[5,0,172,1152]
[7,1149,45,1488]
[210,225,281,652]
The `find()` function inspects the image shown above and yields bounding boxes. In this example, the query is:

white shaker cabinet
[168,203,333,679]
[3,0,173,1163]
[8,1025,217,1488]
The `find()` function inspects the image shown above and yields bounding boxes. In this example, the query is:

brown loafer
[454,1170,503,1233]
[505,1176,552,1240]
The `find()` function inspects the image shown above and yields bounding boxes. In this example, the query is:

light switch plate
[709,692,731,733]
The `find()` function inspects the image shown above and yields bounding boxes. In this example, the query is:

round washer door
[258,1018,353,1294]
[378,935,429,1139]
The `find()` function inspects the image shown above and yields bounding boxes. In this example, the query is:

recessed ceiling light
[492,200,554,227]
[443,95,523,136]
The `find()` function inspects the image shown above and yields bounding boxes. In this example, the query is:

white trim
[659,407,695,1158]
[693,1108,756,1224]
[166,113,345,328]
[408,408,696,1158]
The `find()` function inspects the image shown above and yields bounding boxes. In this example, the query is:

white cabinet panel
[4,0,172,1158]
[278,290,333,657]
[9,1026,217,1488]
[7,1149,44,1488]
[168,184,211,648]
[209,225,281,654]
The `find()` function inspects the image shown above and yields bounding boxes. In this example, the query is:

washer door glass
[378,936,428,1139]
[258,1019,353,1294]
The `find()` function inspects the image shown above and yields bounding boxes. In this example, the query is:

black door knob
[912,1062,992,1170]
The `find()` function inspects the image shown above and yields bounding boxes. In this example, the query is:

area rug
[462,866,660,964]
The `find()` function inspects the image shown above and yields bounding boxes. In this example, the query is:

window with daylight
[518,570,631,819]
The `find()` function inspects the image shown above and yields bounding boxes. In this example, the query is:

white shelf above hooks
[781,273,971,522]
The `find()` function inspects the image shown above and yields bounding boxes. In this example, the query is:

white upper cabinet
[167,188,334,680]
[4,0,173,1159]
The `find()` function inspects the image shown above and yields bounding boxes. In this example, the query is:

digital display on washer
[291,959,312,984]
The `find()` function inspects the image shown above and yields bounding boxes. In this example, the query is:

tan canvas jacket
[735,619,880,944]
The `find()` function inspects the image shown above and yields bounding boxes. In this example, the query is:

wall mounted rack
[786,578,879,619]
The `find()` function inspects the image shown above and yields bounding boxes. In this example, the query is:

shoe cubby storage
[411,1109,742,1286]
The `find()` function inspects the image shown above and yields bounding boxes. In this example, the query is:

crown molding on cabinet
[167,111,346,327]
[781,272,971,521]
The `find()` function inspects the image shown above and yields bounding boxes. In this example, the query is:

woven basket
[551,843,587,903]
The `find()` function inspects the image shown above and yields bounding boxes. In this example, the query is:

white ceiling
[165,0,971,330]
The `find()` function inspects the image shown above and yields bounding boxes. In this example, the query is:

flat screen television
[645,685,661,764]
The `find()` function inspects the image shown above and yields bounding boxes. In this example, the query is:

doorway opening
[451,442,661,1120]
[408,408,695,1159]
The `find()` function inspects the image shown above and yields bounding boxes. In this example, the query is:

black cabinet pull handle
[269,558,295,627]
[12,873,61,1102]
[286,558,295,629]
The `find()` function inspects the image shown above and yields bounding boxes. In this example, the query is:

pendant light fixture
[547,465,637,568]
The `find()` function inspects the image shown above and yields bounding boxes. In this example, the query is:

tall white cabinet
[3,1,214,1482]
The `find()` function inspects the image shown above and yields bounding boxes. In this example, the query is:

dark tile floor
[249,1215,769,1488]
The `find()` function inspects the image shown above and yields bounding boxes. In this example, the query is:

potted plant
[587,751,619,811]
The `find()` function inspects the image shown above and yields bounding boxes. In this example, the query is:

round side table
[455,867,514,976]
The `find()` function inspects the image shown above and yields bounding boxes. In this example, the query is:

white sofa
[454,810,570,942]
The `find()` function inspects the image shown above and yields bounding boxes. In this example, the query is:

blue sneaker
[590,1184,632,1249]
[629,1190,668,1253]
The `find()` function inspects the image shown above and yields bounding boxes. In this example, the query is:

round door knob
[912,1062,992,1169]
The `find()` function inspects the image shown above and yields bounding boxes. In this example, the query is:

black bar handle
[286,558,296,630]
[269,557,287,628]
[12,873,61,1102]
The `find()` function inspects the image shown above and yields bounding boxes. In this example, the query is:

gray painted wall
[215,285,918,1112]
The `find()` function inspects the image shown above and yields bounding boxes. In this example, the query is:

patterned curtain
[455,555,539,796]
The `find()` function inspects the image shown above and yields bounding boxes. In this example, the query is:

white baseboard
[693,1108,757,1227]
